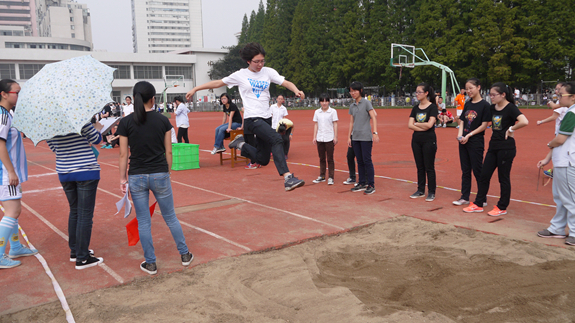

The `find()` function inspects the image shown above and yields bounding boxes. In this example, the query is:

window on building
[71,33,75,38]
[71,25,75,30]
[112,91,121,103]
[70,17,74,22]
[0,64,16,79]
[165,66,192,79]
[47,44,69,50]
[5,43,22,48]
[19,64,45,79]
[133,66,163,79]
[109,65,131,79]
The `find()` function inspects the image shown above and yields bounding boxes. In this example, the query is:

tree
[238,14,249,45]
[209,45,246,80]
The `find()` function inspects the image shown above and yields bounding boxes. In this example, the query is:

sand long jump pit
[2,216,575,323]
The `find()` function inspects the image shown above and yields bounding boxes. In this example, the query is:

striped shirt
[0,106,28,185]
[46,123,102,182]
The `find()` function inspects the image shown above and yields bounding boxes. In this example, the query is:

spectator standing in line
[463,82,529,216]
[185,42,306,191]
[118,81,193,275]
[454,88,466,124]
[312,94,338,185]
[453,78,491,206]
[408,83,438,201]
[174,96,190,143]
[0,79,37,270]
[536,81,575,246]
[348,81,379,195]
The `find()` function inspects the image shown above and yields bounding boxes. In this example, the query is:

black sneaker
[228,135,244,150]
[425,193,436,202]
[70,249,94,262]
[364,186,376,195]
[75,256,103,270]
[181,252,194,266]
[351,184,367,192]
[537,229,567,239]
[410,191,425,198]
[140,261,158,275]
[285,174,305,191]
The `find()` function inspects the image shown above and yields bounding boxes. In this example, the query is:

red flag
[126,201,157,246]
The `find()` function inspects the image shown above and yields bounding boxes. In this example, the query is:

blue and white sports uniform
[0,106,28,201]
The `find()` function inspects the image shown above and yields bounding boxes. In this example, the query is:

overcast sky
[81,0,263,52]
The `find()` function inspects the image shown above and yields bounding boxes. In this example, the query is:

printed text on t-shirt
[248,78,270,98]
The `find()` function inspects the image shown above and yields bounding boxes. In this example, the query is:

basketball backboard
[164,75,185,88]
[390,43,415,68]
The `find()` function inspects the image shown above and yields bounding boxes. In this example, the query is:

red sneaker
[245,163,261,170]
[487,206,507,217]
[463,202,484,213]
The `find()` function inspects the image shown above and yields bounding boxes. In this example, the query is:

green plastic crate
[171,143,199,171]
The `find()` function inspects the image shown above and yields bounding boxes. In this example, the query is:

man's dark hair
[174,96,183,103]
[350,81,364,97]
[240,43,266,62]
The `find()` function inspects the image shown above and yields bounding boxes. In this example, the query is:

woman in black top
[408,83,439,201]
[118,81,193,275]
[211,93,243,154]
[464,82,529,216]
[453,78,492,206]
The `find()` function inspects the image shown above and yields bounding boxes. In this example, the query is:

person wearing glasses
[453,78,491,206]
[312,94,338,185]
[463,83,528,216]
[408,83,438,201]
[536,81,575,246]
[0,79,36,269]
[185,42,306,191]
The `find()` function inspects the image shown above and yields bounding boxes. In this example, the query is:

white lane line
[171,180,345,230]
[287,161,558,209]
[29,172,58,178]
[99,161,118,169]
[25,187,62,194]
[1,204,75,322]
[179,220,251,252]
[22,201,68,241]
[97,187,122,199]
[28,160,55,172]
[20,203,125,284]
[18,225,76,323]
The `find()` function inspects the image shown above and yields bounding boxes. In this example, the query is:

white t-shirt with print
[270,104,288,129]
[124,104,134,116]
[222,67,285,119]
[313,107,339,142]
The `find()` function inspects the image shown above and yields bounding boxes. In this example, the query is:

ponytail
[132,81,156,125]
[491,82,514,104]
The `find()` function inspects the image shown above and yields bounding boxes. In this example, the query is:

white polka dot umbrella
[13,55,115,146]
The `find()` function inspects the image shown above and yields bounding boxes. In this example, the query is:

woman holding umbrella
[117,81,193,275]
[0,79,37,269]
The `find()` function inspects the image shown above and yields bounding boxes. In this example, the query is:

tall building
[131,0,203,54]
[0,0,39,37]
[0,0,92,51]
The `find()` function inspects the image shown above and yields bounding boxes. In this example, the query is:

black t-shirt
[116,111,173,175]
[409,103,438,142]
[223,103,242,124]
[461,100,491,141]
[488,103,522,150]
[102,105,112,117]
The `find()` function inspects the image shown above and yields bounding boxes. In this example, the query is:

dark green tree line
[211,0,575,96]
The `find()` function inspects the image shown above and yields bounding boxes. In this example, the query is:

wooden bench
[220,129,248,168]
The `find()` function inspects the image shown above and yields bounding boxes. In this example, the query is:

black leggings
[474,148,516,210]
[411,140,437,193]
[177,127,189,143]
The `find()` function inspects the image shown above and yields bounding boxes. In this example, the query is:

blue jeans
[129,172,188,263]
[214,122,242,149]
[352,140,374,187]
[61,179,99,261]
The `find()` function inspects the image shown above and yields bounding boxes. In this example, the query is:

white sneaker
[443,124,446,128]
[210,147,218,155]
[452,199,469,206]
[327,178,334,185]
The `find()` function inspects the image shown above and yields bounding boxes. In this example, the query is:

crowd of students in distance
[1,42,574,275]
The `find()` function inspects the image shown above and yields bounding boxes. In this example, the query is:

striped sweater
[46,123,102,182]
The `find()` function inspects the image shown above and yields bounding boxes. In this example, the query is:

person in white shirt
[174,96,190,143]
[123,96,134,116]
[186,42,305,191]
[312,94,338,185]
[271,95,288,129]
